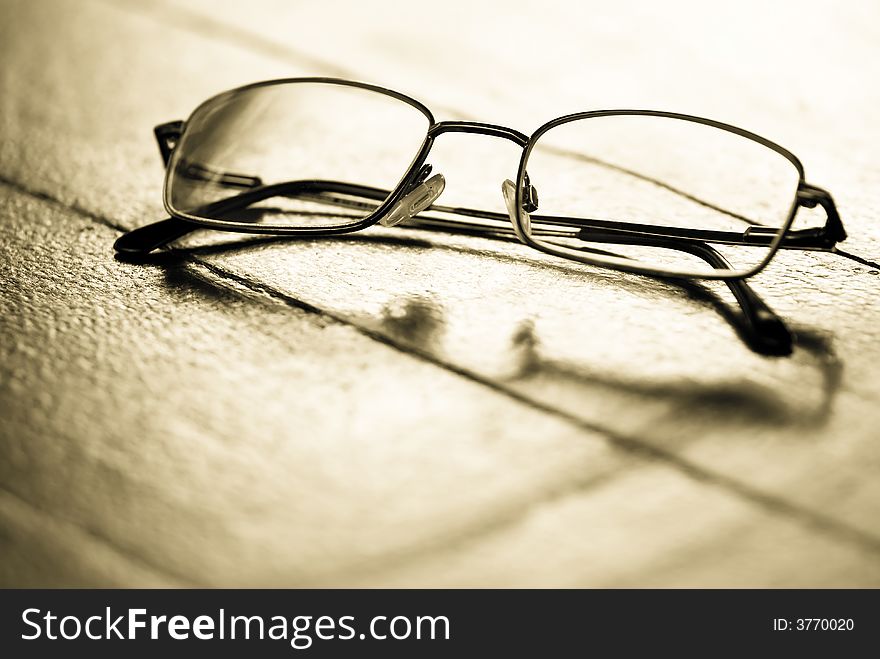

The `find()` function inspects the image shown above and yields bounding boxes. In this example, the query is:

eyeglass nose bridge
[428,120,529,147]
[422,120,538,236]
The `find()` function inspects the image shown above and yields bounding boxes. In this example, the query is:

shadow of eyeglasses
[144,245,840,435]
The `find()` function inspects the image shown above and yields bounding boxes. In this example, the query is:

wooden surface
[1,0,879,587]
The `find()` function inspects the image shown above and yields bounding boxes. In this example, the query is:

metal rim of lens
[163,77,436,235]
[515,110,806,280]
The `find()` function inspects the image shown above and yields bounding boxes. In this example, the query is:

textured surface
[1,0,879,586]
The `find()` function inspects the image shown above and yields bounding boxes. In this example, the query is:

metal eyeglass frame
[114,77,849,355]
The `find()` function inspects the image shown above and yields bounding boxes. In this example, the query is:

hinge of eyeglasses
[154,120,185,165]
[796,183,829,209]
[796,182,847,243]
[743,183,846,249]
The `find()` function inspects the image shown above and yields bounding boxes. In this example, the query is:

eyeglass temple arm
[527,190,845,251]
[579,234,792,354]
[112,178,386,254]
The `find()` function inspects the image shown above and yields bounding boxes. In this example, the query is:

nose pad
[501,179,532,241]
[379,174,446,227]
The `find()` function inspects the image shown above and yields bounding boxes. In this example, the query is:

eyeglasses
[115,77,851,354]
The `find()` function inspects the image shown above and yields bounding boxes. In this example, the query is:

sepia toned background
[1,0,879,586]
